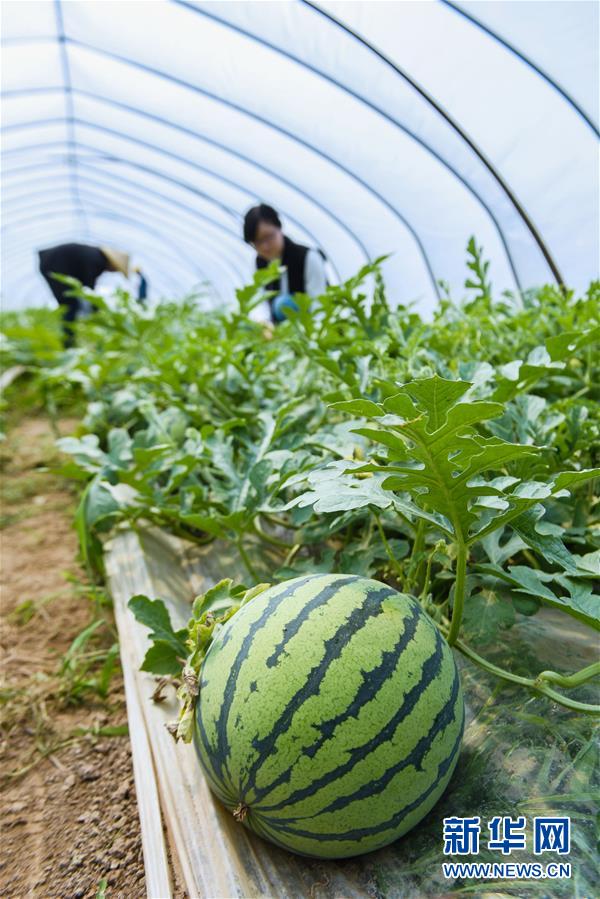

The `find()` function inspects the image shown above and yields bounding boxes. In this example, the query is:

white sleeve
[247,262,271,322]
[248,298,271,323]
[304,248,327,297]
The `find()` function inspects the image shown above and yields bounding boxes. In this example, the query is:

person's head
[243,204,284,260]
[101,247,130,277]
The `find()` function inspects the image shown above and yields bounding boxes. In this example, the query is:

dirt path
[1,416,148,898]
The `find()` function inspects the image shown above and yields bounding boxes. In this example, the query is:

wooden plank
[106,533,173,899]
[105,528,368,899]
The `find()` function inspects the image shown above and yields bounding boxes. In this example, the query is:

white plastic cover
[1,0,598,312]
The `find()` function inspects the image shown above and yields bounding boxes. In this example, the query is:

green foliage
[464,236,493,304]
[0,307,63,363]
[9,240,599,712]
[300,376,599,634]
[129,579,270,740]
[58,618,120,703]
[128,595,188,676]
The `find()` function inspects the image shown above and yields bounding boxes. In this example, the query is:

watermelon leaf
[462,590,516,645]
[510,507,578,572]
[329,375,546,544]
[284,460,394,513]
[474,563,600,631]
[139,642,184,677]
[128,595,188,676]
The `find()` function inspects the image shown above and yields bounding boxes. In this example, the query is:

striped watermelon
[194,573,464,859]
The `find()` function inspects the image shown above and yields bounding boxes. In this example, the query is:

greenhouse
[0,2,598,898]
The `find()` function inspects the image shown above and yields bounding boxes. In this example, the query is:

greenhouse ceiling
[1,0,598,310]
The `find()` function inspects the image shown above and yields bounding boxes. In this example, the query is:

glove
[272,293,299,322]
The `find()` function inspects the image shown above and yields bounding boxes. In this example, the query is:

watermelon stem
[447,540,467,646]
[405,519,426,593]
[535,662,600,690]
[455,640,600,714]
[419,547,435,602]
[374,513,404,579]
[282,543,301,568]
[253,519,295,549]
[237,540,259,581]
[233,802,249,823]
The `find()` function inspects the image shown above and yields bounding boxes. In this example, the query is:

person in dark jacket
[38,243,129,346]
[243,204,327,323]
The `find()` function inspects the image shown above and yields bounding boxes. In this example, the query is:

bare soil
[0,415,151,898]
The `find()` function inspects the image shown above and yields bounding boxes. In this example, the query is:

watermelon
[194,573,464,858]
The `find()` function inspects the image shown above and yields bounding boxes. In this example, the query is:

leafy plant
[289,376,599,710]
[6,239,598,715]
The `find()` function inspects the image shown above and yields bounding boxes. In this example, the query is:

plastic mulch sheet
[106,527,598,898]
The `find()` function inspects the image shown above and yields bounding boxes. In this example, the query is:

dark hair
[243,204,282,244]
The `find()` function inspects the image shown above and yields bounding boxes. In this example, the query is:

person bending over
[38,242,129,346]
